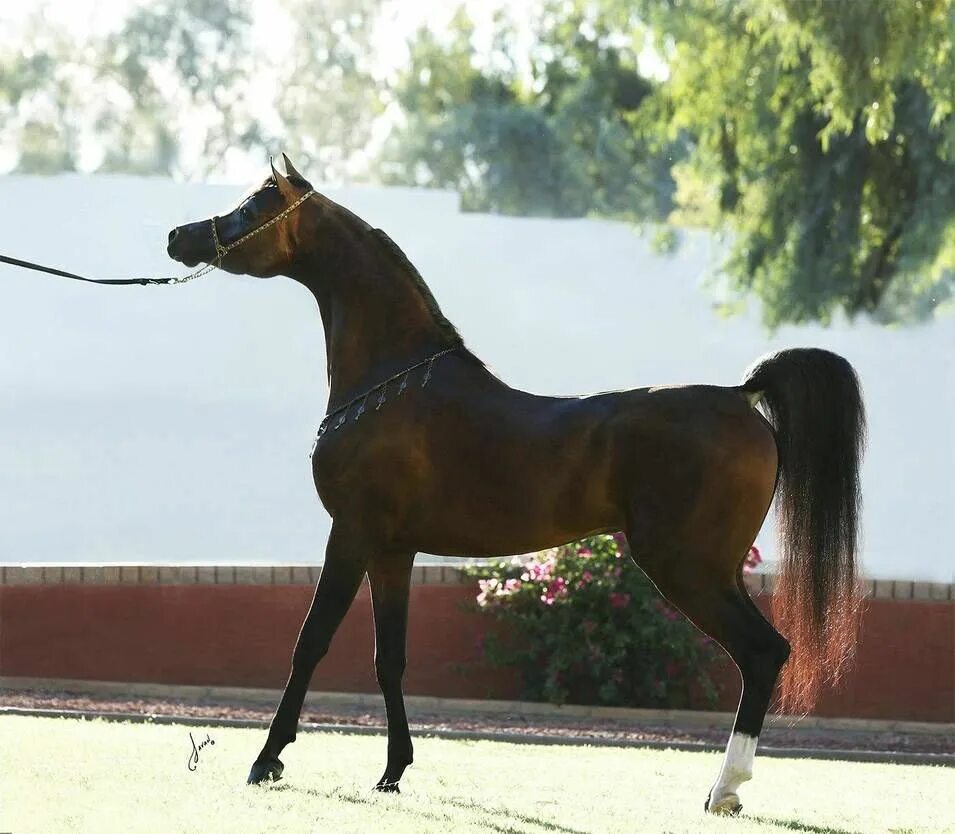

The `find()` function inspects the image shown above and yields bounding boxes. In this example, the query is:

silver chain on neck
[310,346,459,456]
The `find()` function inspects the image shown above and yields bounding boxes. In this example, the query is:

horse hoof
[705,793,742,816]
[247,757,284,785]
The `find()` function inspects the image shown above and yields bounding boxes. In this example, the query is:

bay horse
[167,156,865,815]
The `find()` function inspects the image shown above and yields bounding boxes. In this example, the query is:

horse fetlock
[707,732,756,815]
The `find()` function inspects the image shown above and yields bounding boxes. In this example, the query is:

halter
[169,188,316,285]
[0,188,315,286]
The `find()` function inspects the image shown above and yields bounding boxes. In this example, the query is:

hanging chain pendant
[421,357,436,387]
[310,346,458,458]
[354,393,369,421]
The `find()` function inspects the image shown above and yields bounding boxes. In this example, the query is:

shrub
[464,534,762,708]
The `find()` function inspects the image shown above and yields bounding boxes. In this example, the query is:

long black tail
[742,348,866,713]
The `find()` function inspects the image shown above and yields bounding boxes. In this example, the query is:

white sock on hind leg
[709,732,757,811]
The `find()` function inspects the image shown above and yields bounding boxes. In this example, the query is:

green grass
[0,716,951,834]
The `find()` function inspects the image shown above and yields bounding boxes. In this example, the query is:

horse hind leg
[703,577,789,815]
[632,546,789,815]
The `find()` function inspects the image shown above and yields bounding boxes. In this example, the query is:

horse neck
[290,226,460,407]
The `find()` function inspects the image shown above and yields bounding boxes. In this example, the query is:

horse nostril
[168,228,179,244]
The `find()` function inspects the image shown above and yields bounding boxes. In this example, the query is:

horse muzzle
[167,223,212,268]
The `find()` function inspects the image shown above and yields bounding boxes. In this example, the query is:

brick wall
[1,567,951,721]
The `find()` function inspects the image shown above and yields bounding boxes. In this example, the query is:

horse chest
[311,429,422,515]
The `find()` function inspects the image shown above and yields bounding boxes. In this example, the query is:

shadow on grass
[272,782,592,834]
[748,816,865,834]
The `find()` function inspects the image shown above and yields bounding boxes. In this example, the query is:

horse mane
[369,227,465,348]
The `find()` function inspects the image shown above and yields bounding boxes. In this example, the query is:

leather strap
[0,253,175,285]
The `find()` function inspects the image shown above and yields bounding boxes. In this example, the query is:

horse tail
[742,348,866,714]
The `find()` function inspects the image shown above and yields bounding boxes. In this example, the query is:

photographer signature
[187,731,215,771]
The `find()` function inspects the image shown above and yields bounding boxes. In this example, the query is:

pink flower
[476,576,522,608]
[540,576,569,605]
[609,591,630,609]
[578,545,593,558]
[476,578,497,608]
[525,552,557,582]
[742,545,763,574]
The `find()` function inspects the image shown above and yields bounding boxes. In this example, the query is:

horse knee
[375,650,406,689]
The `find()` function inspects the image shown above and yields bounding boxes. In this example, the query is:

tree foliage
[1,0,952,324]
[274,0,383,183]
[383,0,955,324]
[379,6,681,221]
[641,0,955,324]
[0,0,379,180]
[0,1,262,177]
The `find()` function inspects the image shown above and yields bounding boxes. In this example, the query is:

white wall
[1,174,952,580]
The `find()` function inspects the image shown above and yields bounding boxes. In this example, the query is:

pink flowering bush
[465,534,752,708]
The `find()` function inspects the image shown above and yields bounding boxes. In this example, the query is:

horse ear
[282,153,308,184]
[270,156,298,200]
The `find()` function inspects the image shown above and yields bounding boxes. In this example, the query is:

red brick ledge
[0,565,951,601]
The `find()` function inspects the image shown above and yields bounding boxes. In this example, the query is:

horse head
[167,154,317,278]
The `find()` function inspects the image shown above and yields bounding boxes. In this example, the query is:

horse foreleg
[368,552,416,792]
[247,524,370,785]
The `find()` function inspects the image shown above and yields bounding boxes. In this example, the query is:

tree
[0,13,82,174]
[94,0,264,177]
[386,0,955,325]
[638,0,955,325]
[378,5,681,221]
[273,0,384,184]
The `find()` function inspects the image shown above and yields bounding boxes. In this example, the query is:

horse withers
[167,156,865,815]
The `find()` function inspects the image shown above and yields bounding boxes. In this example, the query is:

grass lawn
[0,715,951,834]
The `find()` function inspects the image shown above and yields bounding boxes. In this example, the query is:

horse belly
[404,421,622,557]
